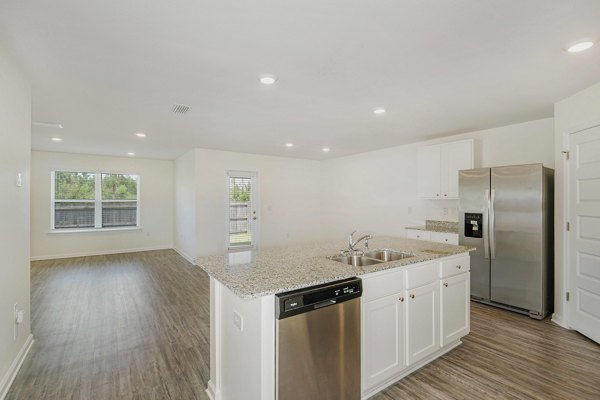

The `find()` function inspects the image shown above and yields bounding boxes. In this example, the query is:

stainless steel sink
[329,255,383,267]
[363,249,415,262]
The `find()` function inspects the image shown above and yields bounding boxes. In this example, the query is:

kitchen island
[197,237,473,400]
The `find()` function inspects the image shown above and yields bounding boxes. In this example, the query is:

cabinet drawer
[362,268,405,302]
[406,230,431,241]
[430,232,458,245]
[406,262,438,289]
[440,255,470,278]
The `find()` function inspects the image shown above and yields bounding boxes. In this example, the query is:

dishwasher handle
[276,277,362,320]
[314,299,337,309]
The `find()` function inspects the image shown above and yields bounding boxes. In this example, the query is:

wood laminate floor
[6,250,600,399]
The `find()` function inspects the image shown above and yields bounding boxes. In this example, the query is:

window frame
[50,170,141,232]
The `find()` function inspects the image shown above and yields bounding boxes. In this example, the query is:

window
[227,171,258,248]
[52,171,139,230]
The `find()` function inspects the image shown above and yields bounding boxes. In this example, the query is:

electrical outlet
[16,172,22,187]
[443,208,448,216]
[233,311,243,332]
[13,303,18,340]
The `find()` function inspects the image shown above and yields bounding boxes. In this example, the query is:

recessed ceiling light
[567,40,594,53]
[322,147,330,152]
[259,74,277,85]
[373,108,386,114]
[51,137,63,142]
[127,152,135,156]
[135,132,146,138]
[285,143,294,148]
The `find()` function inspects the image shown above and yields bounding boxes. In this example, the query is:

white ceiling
[1,0,600,160]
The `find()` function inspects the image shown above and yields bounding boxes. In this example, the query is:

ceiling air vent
[171,104,191,115]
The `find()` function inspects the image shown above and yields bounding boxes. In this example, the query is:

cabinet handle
[416,235,420,238]
[444,194,447,197]
[399,297,404,302]
[436,194,439,197]
[444,239,448,242]
[444,283,449,287]
[409,294,415,299]
[456,265,461,269]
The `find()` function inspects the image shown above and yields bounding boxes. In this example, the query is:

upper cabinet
[417,139,474,199]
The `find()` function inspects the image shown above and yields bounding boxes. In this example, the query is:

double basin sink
[329,249,414,267]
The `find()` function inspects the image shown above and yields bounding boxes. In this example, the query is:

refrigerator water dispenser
[464,213,483,238]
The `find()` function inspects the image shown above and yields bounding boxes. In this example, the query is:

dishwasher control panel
[276,278,362,319]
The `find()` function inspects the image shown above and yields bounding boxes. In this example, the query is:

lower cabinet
[441,272,470,346]
[406,281,440,365]
[362,293,406,391]
[361,255,470,396]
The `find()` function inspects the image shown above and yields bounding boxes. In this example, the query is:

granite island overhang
[197,236,474,400]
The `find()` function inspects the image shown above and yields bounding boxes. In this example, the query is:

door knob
[410,294,415,299]
[399,297,404,302]
[444,283,449,287]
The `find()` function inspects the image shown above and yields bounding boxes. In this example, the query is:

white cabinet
[418,139,473,199]
[362,293,406,391]
[417,145,441,199]
[441,272,470,346]
[430,231,459,245]
[361,254,470,397]
[406,229,458,245]
[406,281,440,365]
[406,229,431,241]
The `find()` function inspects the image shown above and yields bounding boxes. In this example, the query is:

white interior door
[569,125,600,344]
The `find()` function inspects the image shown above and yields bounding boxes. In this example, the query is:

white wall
[553,80,600,326]
[30,151,174,259]
[320,118,554,240]
[174,149,321,258]
[174,150,197,262]
[0,41,32,396]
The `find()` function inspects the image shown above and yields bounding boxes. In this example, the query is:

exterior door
[490,164,544,312]
[227,171,258,249]
[569,125,600,344]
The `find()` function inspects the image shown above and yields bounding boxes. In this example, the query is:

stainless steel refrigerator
[458,164,554,319]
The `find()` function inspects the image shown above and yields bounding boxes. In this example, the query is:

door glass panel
[228,175,254,247]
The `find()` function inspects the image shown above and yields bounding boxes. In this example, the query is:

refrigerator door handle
[483,189,490,259]
[489,188,496,259]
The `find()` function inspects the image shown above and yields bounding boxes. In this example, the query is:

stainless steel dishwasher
[275,277,362,400]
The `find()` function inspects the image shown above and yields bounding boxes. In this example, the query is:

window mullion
[95,173,102,228]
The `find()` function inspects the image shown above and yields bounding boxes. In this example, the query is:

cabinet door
[430,232,459,245]
[441,273,470,346]
[362,293,406,391]
[440,140,473,198]
[406,229,431,241]
[406,281,440,365]
[418,145,441,198]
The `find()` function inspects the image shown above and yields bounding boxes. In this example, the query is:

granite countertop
[196,236,473,299]
[406,220,459,234]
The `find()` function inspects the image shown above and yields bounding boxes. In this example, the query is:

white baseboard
[30,246,171,261]
[173,247,196,265]
[551,312,569,329]
[206,380,220,400]
[0,334,34,400]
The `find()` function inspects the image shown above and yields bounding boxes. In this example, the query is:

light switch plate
[16,172,22,187]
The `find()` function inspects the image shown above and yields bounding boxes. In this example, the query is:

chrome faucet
[347,230,372,252]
